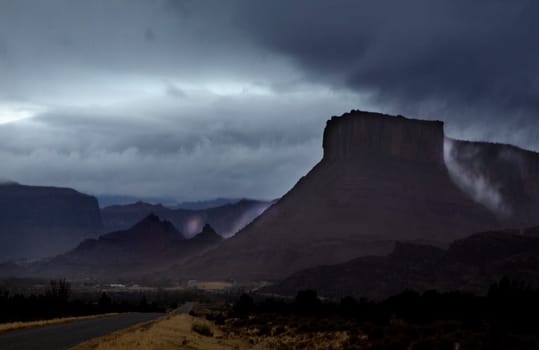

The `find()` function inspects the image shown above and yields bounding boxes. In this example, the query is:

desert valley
[2,1,539,349]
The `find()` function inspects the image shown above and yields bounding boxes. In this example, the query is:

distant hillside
[267,226,539,299]
[0,183,103,260]
[101,199,273,238]
[9,215,223,280]
[96,194,180,208]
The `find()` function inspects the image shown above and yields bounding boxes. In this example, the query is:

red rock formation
[323,111,444,163]
[176,110,517,281]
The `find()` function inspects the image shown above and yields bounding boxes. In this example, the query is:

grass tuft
[191,322,213,337]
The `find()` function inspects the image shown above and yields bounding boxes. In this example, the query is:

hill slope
[24,215,223,279]
[267,226,539,299]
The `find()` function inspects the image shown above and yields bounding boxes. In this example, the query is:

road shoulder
[69,313,263,350]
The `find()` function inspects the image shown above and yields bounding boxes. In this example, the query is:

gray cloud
[0,0,537,200]
[231,0,539,145]
[0,86,359,199]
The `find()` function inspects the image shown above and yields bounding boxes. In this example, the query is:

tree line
[0,279,164,323]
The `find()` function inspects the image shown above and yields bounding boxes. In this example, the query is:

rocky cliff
[175,110,538,281]
[323,111,444,163]
[0,184,103,260]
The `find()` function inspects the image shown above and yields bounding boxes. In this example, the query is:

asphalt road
[0,312,163,350]
[175,302,194,315]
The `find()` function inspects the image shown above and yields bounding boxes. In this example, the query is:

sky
[0,0,538,201]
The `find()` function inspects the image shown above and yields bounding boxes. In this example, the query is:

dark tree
[295,290,321,314]
[232,294,254,316]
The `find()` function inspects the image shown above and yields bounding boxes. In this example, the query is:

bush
[295,290,321,314]
[192,322,213,337]
[272,325,286,336]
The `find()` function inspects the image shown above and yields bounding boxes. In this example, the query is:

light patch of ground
[69,313,265,350]
[188,281,235,291]
[0,313,119,333]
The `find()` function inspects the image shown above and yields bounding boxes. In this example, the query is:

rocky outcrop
[323,111,444,163]
[266,226,539,299]
[0,183,103,260]
[176,110,538,281]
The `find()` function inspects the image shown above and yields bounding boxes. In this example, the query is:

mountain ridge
[101,198,273,238]
[5,214,223,280]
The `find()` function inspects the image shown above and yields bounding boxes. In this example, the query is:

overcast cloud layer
[1,0,538,200]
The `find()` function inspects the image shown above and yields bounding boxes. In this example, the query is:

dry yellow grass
[0,313,119,333]
[69,313,266,350]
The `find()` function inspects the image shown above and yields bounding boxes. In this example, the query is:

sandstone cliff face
[323,111,444,163]
[0,184,103,260]
[177,110,519,281]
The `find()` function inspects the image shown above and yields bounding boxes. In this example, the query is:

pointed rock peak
[131,213,181,234]
[201,224,217,235]
[142,213,160,223]
[191,224,222,241]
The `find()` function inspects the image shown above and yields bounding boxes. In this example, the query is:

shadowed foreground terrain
[80,282,536,350]
[200,280,539,350]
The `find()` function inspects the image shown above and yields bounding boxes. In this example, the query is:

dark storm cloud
[230,0,539,147]
[0,0,538,200]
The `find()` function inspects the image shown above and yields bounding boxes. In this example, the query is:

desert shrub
[206,312,225,325]
[256,325,272,336]
[232,318,250,328]
[192,322,213,337]
[410,336,455,350]
[272,325,286,335]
